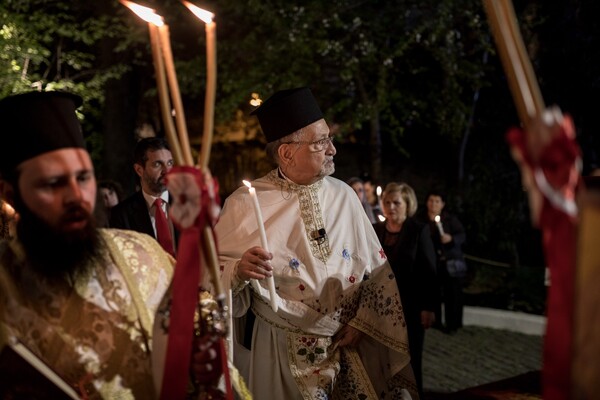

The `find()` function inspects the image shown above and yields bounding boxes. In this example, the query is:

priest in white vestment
[216,87,417,399]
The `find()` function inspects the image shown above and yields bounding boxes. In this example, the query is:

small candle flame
[376,186,382,196]
[242,180,252,188]
[182,1,214,23]
[120,0,164,26]
[377,215,386,222]
[434,215,441,223]
[249,92,262,107]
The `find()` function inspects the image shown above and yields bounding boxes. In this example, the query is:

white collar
[142,190,169,209]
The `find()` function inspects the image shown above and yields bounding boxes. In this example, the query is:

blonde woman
[373,182,438,397]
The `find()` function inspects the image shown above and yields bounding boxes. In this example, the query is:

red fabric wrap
[506,116,580,400]
[159,166,232,400]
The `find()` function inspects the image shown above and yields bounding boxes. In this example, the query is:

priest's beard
[15,197,102,282]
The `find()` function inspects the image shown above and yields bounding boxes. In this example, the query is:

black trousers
[434,275,464,331]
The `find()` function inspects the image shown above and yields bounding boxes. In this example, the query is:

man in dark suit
[110,137,177,256]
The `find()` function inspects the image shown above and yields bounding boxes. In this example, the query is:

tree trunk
[99,40,142,196]
[369,108,382,182]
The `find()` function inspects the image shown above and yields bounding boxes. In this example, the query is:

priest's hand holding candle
[242,180,278,312]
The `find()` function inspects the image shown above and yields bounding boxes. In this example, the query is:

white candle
[181,1,217,169]
[434,215,445,236]
[376,185,383,210]
[243,180,278,312]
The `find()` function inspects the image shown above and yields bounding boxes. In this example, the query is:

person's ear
[133,163,144,178]
[278,144,294,167]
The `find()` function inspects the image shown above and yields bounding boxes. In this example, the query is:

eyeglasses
[282,136,335,152]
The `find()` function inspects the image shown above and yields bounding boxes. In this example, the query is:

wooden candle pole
[499,0,545,114]
[482,0,544,129]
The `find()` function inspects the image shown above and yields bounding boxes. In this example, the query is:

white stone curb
[463,306,547,336]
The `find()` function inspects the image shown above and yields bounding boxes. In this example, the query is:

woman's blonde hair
[382,182,418,217]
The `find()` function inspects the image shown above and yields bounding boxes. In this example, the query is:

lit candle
[434,215,445,236]
[157,23,194,165]
[243,180,278,312]
[119,0,185,165]
[182,1,217,169]
[376,185,383,210]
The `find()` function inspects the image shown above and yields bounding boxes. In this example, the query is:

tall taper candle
[148,23,185,165]
[244,180,278,312]
[200,19,216,169]
[157,23,194,166]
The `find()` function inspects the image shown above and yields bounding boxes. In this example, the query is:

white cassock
[215,169,417,400]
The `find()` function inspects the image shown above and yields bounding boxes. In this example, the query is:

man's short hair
[264,128,306,164]
[133,137,170,166]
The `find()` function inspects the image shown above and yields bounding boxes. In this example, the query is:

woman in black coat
[419,190,467,334]
[373,182,437,397]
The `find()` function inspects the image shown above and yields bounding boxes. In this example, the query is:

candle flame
[249,92,263,107]
[242,180,252,188]
[182,1,214,23]
[434,215,441,223]
[120,0,164,26]
[376,186,382,196]
[377,215,386,222]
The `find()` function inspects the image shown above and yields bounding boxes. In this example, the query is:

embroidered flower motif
[342,248,351,261]
[347,274,356,284]
[379,248,386,259]
[299,284,306,291]
[289,258,301,271]
[296,336,326,364]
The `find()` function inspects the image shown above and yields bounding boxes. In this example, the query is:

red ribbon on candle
[160,166,231,400]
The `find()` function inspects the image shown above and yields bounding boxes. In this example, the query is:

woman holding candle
[373,182,437,397]
[419,190,467,334]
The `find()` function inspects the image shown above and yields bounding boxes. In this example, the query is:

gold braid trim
[266,170,331,263]
[100,229,171,341]
[230,362,253,400]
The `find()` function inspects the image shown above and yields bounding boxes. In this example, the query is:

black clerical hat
[0,91,85,175]
[250,87,324,142]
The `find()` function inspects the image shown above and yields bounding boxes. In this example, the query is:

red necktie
[154,198,175,257]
